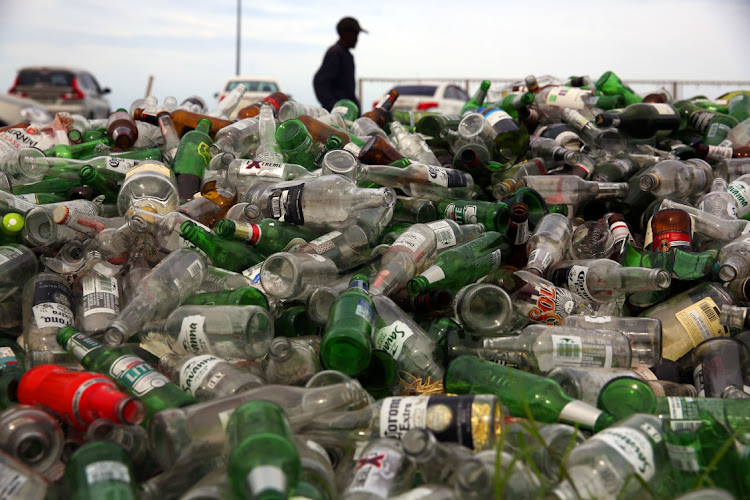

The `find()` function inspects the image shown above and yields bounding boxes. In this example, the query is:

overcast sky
[1,0,749,113]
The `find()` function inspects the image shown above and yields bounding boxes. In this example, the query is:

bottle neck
[592,180,629,199]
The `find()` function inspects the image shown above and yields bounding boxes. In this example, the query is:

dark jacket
[313,42,359,113]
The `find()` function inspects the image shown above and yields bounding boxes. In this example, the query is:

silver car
[8,66,111,119]
[0,94,52,127]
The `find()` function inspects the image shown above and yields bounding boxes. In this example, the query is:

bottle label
[12,194,40,210]
[689,111,714,132]
[355,299,375,324]
[674,297,728,351]
[707,122,732,141]
[109,355,170,397]
[347,447,403,497]
[665,397,705,431]
[473,249,504,275]
[0,246,24,265]
[105,157,137,175]
[590,427,655,481]
[425,165,468,188]
[0,347,18,371]
[0,465,27,499]
[513,220,530,245]
[419,265,445,285]
[178,354,224,396]
[692,364,705,398]
[391,231,427,256]
[267,184,305,225]
[526,248,553,271]
[485,109,512,128]
[443,203,478,224]
[704,145,733,161]
[84,460,131,484]
[332,105,349,116]
[0,128,54,156]
[177,315,210,353]
[515,282,575,325]
[546,86,586,109]
[31,279,74,329]
[551,334,613,367]
[237,160,285,177]
[425,220,456,249]
[582,315,612,324]
[305,231,341,254]
[343,142,361,156]
[666,442,700,472]
[81,274,120,317]
[727,181,750,217]
[652,103,676,116]
[374,320,415,359]
[565,265,595,303]
[66,332,101,360]
[124,162,171,179]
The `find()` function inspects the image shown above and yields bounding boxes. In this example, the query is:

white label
[81,274,120,317]
[332,105,349,115]
[485,109,511,128]
[567,265,595,302]
[666,443,700,472]
[651,103,676,116]
[583,315,612,324]
[379,396,429,439]
[546,86,587,109]
[179,355,223,396]
[590,427,655,481]
[552,334,583,363]
[419,265,446,285]
[306,231,341,253]
[727,180,750,217]
[347,447,403,497]
[85,460,131,484]
[391,231,427,255]
[109,355,170,396]
[0,129,55,156]
[374,320,415,359]
[424,165,449,187]
[32,302,74,329]
[343,142,361,156]
[177,315,209,353]
[0,465,27,499]
[237,160,285,178]
[426,220,456,249]
[0,246,24,265]
[514,220,530,245]
[12,194,40,210]
[104,157,137,175]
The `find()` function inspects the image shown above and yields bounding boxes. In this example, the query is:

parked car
[8,66,111,119]
[0,94,52,127]
[214,76,283,118]
[383,81,470,114]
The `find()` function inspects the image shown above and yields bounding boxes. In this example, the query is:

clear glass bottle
[72,251,122,335]
[22,271,75,368]
[260,252,339,301]
[0,404,63,474]
[519,174,629,207]
[0,244,38,303]
[116,160,179,216]
[638,158,713,201]
[264,336,322,386]
[524,213,572,277]
[340,438,415,500]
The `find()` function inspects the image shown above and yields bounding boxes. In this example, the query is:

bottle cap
[597,378,656,420]
[2,213,24,234]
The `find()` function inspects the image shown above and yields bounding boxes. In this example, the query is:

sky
[1,0,749,114]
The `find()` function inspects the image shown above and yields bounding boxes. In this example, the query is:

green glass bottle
[0,337,24,410]
[276,119,322,170]
[407,231,505,297]
[595,102,682,139]
[274,305,320,338]
[493,92,535,119]
[183,286,269,308]
[330,98,359,122]
[729,94,750,123]
[595,70,643,106]
[480,108,530,164]
[56,326,196,423]
[435,197,510,233]
[461,80,491,115]
[11,176,81,196]
[415,113,461,148]
[213,218,320,258]
[79,165,120,203]
[172,117,212,200]
[44,138,110,159]
[444,355,616,432]
[180,220,264,273]
[320,275,375,376]
[64,441,139,500]
[226,400,301,500]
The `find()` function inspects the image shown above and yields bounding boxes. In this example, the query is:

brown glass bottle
[361,90,399,129]
[133,108,233,139]
[358,135,406,165]
[106,109,139,149]
[645,208,693,253]
[236,92,291,119]
[296,115,359,146]
[175,196,223,227]
[200,180,237,225]
[505,203,531,268]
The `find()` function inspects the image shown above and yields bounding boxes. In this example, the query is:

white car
[0,94,52,127]
[214,76,283,118]
[384,81,470,114]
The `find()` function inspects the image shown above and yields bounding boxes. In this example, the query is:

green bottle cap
[2,213,24,234]
[597,377,656,421]
[276,120,310,151]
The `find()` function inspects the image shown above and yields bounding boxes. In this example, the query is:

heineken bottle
[179,220,263,273]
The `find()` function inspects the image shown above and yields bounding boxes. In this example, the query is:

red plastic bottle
[17,365,145,430]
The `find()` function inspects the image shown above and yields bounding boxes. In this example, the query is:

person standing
[313,17,367,114]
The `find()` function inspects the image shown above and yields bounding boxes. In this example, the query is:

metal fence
[358,77,750,109]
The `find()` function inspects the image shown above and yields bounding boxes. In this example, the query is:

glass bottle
[209,117,260,158]
[519,175,629,207]
[340,438,414,499]
[226,400,301,500]
[357,134,407,165]
[697,177,740,220]
[224,158,314,190]
[102,248,206,346]
[461,80,491,115]
[595,102,682,139]
[64,441,139,500]
[133,107,233,138]
[716,234,750,281]
[638,158,713,201]
[321,275,375,376]
[547,365,642,406]
[237,91,291,119]
[106,109,139,149]
[162,304,274,361]
[640,282,735,361]
[528,135,581,167]
[276,118,324,169]
[0,244,38,303]
[213,217,320,258]
[252,104,285,163]
[458,110,529,164]
[172,118,212,200]
[264,336,321,386]
[0,450,51,500]
[147,379,370,470]
[242,175,396,232]
[72,251,122,335]
[389,121,440,166]
[182,286,269,308]
[0,404,63,474]
[401,428,472,487]
[17,364,145,429]
[116,160,179,216]
[595,70,643,106]
[444,355,615,431]
[260,252,339,301]
[644,208,694,253]
[524,213,572,277]
[56,326,196,423]
[179,220,263,273]
[22,271,75,368]
[407,231,505,297]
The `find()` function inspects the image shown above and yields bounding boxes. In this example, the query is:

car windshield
[228,81,278,92]
[391,85,438,97]
[17,70,74,87]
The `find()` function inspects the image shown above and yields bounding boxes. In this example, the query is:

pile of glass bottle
[0,71,750,499]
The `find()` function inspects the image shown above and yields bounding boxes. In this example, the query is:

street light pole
[236,0,241,76]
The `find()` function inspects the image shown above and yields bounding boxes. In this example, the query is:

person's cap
[337,17,367,34]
